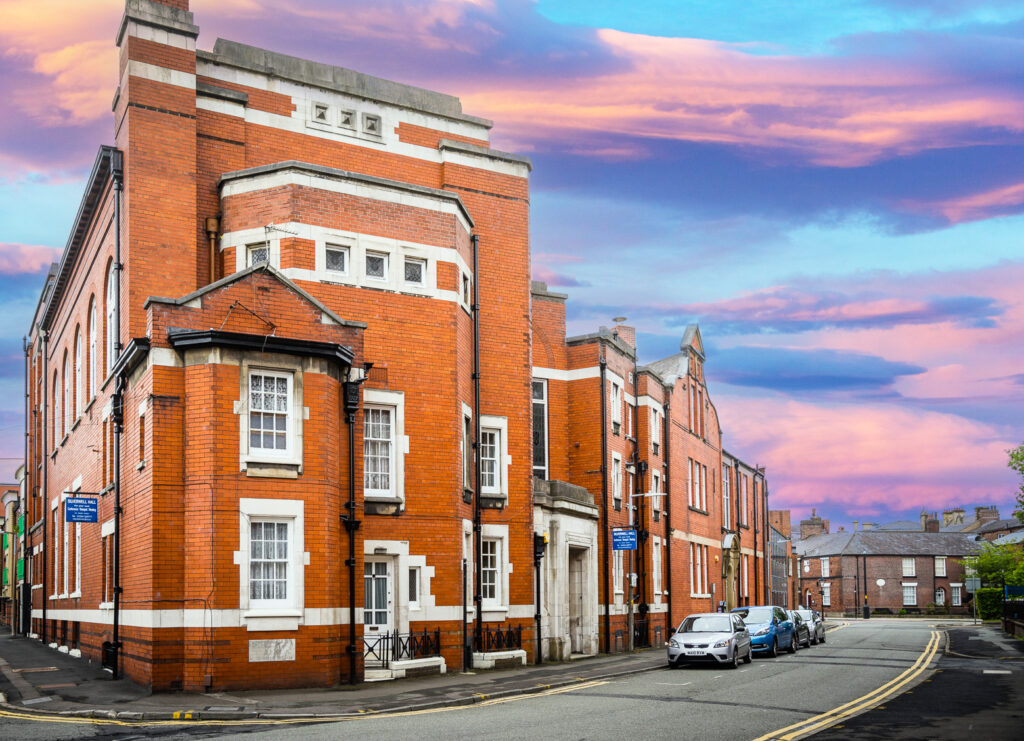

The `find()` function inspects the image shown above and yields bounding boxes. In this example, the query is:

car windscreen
[797,610,814,621]
[743,607,773,624]
[679,616,732,633]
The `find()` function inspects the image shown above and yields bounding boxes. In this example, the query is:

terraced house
[22,0,771,691]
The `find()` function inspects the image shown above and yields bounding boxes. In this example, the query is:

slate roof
[796,531,983,558]
[977,518,1024,534]
[874,520,921,531]
[993,531,1024,546]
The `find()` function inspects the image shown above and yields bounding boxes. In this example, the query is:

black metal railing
[475,624,522,652]
[364,628,442,669]
[633,618,651,648]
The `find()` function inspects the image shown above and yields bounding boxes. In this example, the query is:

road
[0,620,1007,740]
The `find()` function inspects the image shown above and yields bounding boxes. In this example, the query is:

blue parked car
[730,605,797,657]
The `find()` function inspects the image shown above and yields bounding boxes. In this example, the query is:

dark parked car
[788,609,811,648]
[796,609,825,644]
[668,612,753,668]
[731,605,796,657]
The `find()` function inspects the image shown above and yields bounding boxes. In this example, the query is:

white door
[363,559,393,665]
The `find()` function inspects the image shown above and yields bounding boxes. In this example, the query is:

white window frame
[741,475,748,525]
[651,408,660,451]
[237,357,306,472]
[902,583,917,606]
[481,538,500,605]
[652,536,662,601]
[742,554,749,597]
[408,566,421,611]
[74,330,82,418]
[480,525,510,615]
[952,584,962,607]
[687,458,694,507]
[935,556,946,578]
[821,557,830,578]
[236,498,306,627]
[934,588,945,606]
[902,557,916,578]
[246,241,270,267]
[105,261,116,375]
[479,415,509,498]
[613,549,624,597]
[63,356,70,435]
[700,464,707,510]
[246,370,295,460]
[365,250,389,282]
[88,298,97,399]
[610,381,622,429]
[324,243,350,277]
[652,470,661,494]
[364,389,406,502]
[404,256,426,287]
[722,464,731,528]
[822,582,831,606]
[50,499,59,599]
[612,453,622,509]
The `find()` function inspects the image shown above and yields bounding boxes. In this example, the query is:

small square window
[366,251,388,281]
[404,258,425,285]
[313,103,329,123]
[326,245,348,274]
[339,109,356,129]
[247,243,269,267]
[363,113,382,136]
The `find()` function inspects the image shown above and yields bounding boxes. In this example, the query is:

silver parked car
[787,609,811,649]
[796,608,825,644]
[668,612,752,669]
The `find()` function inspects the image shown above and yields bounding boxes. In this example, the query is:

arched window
[106,261,117,374]
[88,297,97,398]
[63,353,71,435]
[74,328,82,418]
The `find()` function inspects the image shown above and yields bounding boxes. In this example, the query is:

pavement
[0,633,667,721]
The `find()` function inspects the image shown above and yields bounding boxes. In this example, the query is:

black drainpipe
[472,234,483,656]
[599,354,609,652]
[40,330,48,644]
[341,367,365,684]
[662,400,672,633]
[110,149,124,679]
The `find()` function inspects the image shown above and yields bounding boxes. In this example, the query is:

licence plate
[685,649,705,656]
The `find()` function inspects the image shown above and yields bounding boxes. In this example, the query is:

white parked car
[668,612,752,669]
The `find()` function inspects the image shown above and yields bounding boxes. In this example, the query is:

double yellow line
[753,630,941,741]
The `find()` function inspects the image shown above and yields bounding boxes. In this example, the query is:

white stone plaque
[249,638,296,663]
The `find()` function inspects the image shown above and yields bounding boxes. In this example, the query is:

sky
[1,0,1023,529]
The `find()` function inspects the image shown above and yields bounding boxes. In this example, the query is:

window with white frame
[687,458,694,507]
[51,504,59,597]
[822,582,831,606]
[613,549,624,596]
[700,463,708,510]
[365,407,395,496]
[934,588,945,606]
[742,554,749,597]
[722,464,731,528]
[532,380,548,479]
[74,329,82,418]
[481,538,500,604]
[612,454,622,510]
[409,566,420,610]
[741,475,748,525]
[952,585,962,606]
[902,557,916,577]
[462,414,472,491]
[63,355,70,435]
[935,556,946,578]
[610,381,621,433]
[366,250,388,281]
[105,261,116,374]
[690,542,697,595]
[651,408,660,454]
[248,371,292,456]
[903,584,917,606]
[462,273,471,307]
[246,242,269,267]
[628,472,634,504]
[480,425,503,495]
[238,498,305,619]
[821,557,830,578]
[52,374,59,447]
[652,470,661,494]
[653,537,662,597]
[325,244,348,275]
[88,298,97,398]
[404,257,425,286]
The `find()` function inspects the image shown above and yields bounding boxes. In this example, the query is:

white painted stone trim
[125,60,196,90]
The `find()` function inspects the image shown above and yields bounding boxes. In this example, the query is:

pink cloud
[0,243,61,274]
[717,394,1018,519]
[903,180,1024,224]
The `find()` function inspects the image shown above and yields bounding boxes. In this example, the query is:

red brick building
[24,0,533,690]
[530,289,770,658]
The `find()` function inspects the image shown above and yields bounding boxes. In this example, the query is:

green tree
[1010,443,1024,523]
[964,543,1024,588]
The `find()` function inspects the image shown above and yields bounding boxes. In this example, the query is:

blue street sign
[612,528,637,551]
[65,497,98,523]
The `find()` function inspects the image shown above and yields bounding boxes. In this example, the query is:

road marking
[983,670,1011,674]
[655,682,692,686]
[751,630,941,741]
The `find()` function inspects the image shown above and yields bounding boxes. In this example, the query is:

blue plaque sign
[612,528,637,551]
[65,497,98,523]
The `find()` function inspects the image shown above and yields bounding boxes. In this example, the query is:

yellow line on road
[0,679,609,728]
[752,630,941,741]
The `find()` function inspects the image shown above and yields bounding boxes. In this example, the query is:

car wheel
[767,638,778,658]
[743,646,753,664]
[811,634,819,645]
[821,633,826,644]
[788,635,798,653]
[730,650,740,669]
